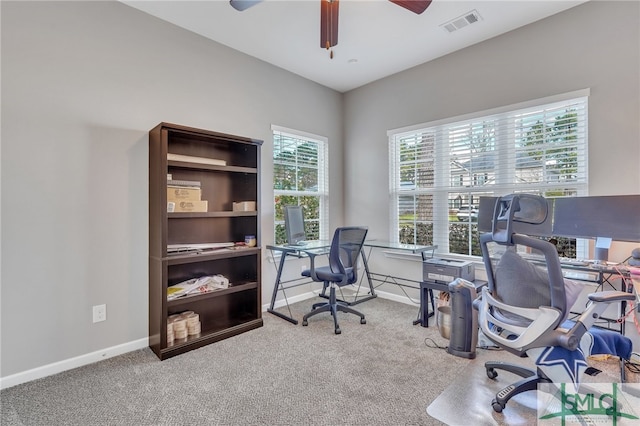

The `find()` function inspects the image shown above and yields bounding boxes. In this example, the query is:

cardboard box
[167,186,201,202]
[173,200,208,213]
[233,201,256,211]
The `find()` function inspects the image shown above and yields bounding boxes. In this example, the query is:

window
[389,90,588,257]
[273,125,329,244]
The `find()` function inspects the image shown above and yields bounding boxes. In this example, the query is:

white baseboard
[3,291,320,391]
[0,338,149,390]
[374,289,420,307]
[262,288,419,312]
[3,292,420,390]
[261,290,318,311]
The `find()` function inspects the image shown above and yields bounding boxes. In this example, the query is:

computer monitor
[552,195,640,262]
[284,205,306,245]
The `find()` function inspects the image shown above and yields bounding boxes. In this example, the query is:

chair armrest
[588,291,635,303]
[300,250,320,260]
[299,250,324,282]
[555,322,587,351]
[569,290,635,339]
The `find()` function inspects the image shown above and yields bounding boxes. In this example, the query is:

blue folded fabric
[561,320,632,360]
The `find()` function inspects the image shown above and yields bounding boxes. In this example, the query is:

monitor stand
[593,236,612,264]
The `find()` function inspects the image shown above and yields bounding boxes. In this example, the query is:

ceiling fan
[229,0,433,59]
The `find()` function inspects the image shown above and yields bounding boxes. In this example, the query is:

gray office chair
[301,226,368,334]
[476,194,634,413]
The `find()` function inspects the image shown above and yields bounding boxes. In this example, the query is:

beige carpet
[1,297,470,425]
[2,295,637,425]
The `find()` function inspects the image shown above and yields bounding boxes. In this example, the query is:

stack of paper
[167,278,204,300]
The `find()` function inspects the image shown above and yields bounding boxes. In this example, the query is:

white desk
[265,240,436,324]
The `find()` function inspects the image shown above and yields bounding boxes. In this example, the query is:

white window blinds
[389,90,589,255]
[272,125,329,244]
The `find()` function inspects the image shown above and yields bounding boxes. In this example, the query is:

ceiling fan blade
[229,0,263,12]
[389,0,432,15]
[320,0,339,49]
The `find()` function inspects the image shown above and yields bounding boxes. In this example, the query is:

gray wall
[1,1,343,378]
[343,1,640,296]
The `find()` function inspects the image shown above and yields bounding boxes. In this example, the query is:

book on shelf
[167,179,201,188]
[167,242,235,254]
[167,153,227,167]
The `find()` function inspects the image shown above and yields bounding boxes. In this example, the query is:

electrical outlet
[93,304,106,323]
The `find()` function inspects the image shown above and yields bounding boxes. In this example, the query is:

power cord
[424,337,448,350]
[424,337,504,352]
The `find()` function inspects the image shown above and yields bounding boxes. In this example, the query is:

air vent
[441,10,482,33]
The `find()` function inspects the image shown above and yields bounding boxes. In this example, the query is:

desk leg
[426,289,435,327]
[267,251,299,325]
[347,247,377,305]
[416,284,435,327]
[361,247,377,297]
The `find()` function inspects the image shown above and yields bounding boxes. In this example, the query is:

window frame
[388,89,589,258]
[272,125,329,245]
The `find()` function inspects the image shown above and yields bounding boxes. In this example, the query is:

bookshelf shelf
[168,211,258,219]
[167,160,258,174]
[164,247,261,264]
[166,281,260,308]
[149,122,263,360]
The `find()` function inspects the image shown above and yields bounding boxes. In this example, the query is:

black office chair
[301,226,368,334]
[475,194,634,413]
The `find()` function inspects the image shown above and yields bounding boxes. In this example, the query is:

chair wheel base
[335,328,341,334]
[492,400,504,413]
[302,320,308,326]
[360,318,366,324]
[487,368,498,379]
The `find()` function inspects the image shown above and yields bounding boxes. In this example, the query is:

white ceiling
[122,0,587,93]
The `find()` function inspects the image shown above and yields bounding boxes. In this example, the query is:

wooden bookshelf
[149,122,263,360]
